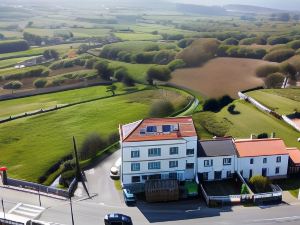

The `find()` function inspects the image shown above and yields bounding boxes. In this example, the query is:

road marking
[251,216,300,223]
[185,207,201,212]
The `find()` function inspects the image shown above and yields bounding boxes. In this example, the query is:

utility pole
[69,197,75,225]
[38,187,42,207]
[1,199,5,219]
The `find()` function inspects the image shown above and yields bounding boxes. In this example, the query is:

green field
[0,43,83,60]
[0,88,189,182]
[114,32,162,41]
[0,83,145,118]
[0,56,39,69]
[247,89,300,115]
[194,100,300,148]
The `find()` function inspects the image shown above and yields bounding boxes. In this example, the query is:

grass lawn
[194,100,300,149]
[261,88,300,102]
[0,56,39,69]
[247,89,300,115]
[114,32,162,41]
[0,83,146,118]
[0,88,189,182]
[203,180,241,196]
[274,178,300,198]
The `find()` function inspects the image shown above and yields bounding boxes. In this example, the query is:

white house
[235,138,289,179]
[119,117,198,190]
[197,139,237,181]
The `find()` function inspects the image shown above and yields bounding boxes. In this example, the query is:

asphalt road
[1,150,300,225]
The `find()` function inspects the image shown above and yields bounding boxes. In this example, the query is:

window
[146,126,157,133]
[148,161,161,170]
[223,158,232,165]
[131,176,140,183]
[169,160,178,168]
[263,158,267,164]
[275,167,280,174]
[186,149,194,155]
[226,171,232,178]
[148,148,161,157]
[186,163,194,169]
[170,147,179,155]
[131,150,140,158]
[250,158,254,164]
[249,169,253,178]
[276,156,281,163]
[162,125,172,133]
[169,172,177,179]
[131,163,140,171]
[142,175,148,181]
[203,172,208,181]
[204,159,213,167]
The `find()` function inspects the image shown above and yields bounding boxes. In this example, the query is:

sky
[173,0,300,11]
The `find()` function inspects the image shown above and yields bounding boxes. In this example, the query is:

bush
[153,50,176,65]
[203,99,220,112]
[241,184,250,194]
[227,104,240,115]
[287,40,300,50]
[43,49,59,59]
[256,64,280,77]
[3,80,23,89]
[257,133,268,139]
[33,78,47,88]
[95,60,112,80]
[249,175,271,193]
[146,65,171,83]
[265,73,285,88]
[79,133,108,161]
[122,74,135,87]
[144,44,159,51]
[85,58,98,69]
[263,49,295,62]
[223,38,239,45]
[177,38,195,48]
[114,67,128,81]
[149,100,174,117]
[219,95,234,108]
[267,36,291,45]
[167,59,186,71]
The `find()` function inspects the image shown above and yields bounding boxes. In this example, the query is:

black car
[104,213,133,225]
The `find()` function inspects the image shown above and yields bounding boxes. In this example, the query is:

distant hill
[176,3,226,16]
[224,4,285,14]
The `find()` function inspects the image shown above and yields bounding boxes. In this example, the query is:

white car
[110,158,121,179]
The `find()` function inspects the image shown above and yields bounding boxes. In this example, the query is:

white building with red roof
[119,117,198,190]
[235,138,289,179]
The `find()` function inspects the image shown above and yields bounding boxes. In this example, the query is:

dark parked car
[123,189,136,206]
[104,213,133,225]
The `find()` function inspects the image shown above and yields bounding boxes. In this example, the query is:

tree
[122,74,135,87]
[241,184,250,194]
[95,61,112,80]
[146,65,171,84]
[280,63,297,81]
[114,67,128,82]
[265,73,285,88]
[106,85,117,96]
[149,100,174,117]
[249,175,271,193]
[23,32,42,45]
[43,49,59,59]
[33,78,47,88]
[0,33,4,40]
[168,59,186,71]
[223,38,239,45]
[257,133,268,139]
[0,40,29,54]
[256,64,280,77]
[218,95,233,108]
[263,49,295,62]
[3,81,23,90]
[77,44,89,54]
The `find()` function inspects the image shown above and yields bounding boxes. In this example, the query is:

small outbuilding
[287,148,300,175]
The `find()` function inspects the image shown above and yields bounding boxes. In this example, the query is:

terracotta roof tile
[287,148,300,165]
[120,117,197,142]
[235,138,288,157]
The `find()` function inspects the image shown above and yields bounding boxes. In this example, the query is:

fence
[282,115,300,132]
[238,92,272,113]
[3,176,77,199]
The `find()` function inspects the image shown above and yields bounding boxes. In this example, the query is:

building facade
[119,117,198,189]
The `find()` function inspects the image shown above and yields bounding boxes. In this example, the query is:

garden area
[203,179,242,196]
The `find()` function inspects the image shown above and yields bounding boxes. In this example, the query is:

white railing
[282,115,300,132]
[238,92,271,113]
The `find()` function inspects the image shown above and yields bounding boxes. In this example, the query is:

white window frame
[148,148,161,157]
[131,150,140,158]
[169,160,178,168]
[148,161,161,170]
[131,163,140,171]
[170,147,179,155]
[204,159,213,167]
[223,158,232,165]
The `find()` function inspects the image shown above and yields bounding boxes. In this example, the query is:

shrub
[78,133,108,161]
[203,99,220,112]
[257,133,268,139]
[144,44,159,51]
[85,58,98,69]
[122,74,135,87]
[43,49,59,59]
[153,50,176,65]
[219,95,234,108]
[95,60,112,80]
[177,38,195,48]
[146,65,171,83]
[287,40,300,50]
[149,100,174,117]
[3,81,23,89]
[249,175,271,193]
[241,184,250,194]
[167,59,186,71]
[267,36,291,45]
[265,73,285,88]
[133,52,155,64]
[263,49,295,62]
[33,78,47,88]
[280,62,297,80]
[256,64,280,77]
[114,67,128,81]
[223,38,239,45]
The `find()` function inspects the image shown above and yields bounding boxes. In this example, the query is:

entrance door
[214,171,222,180]
[262,168,267,177]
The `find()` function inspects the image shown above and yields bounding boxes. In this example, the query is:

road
[1,150,300,225]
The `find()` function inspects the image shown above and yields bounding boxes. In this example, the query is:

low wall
[282,115,300,132]
[238,92,271,113]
